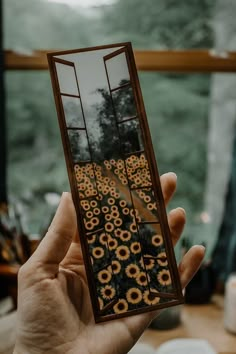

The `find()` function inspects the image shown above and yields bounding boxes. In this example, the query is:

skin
[13,172,205,354]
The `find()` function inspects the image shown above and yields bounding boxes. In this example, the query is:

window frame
[4,49,236,73]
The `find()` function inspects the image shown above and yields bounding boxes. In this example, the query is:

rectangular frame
[47,42,184,322]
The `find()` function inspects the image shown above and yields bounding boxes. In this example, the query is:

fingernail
[61,192,71,202]
[195,244,206,252]
[178,207,186,216]
[168,172,177,180]
[169,207,186,217]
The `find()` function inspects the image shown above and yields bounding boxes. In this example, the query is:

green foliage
[5,0,213,240]
[103,0,215,48]
[4,0,95,49]
[137,71,210,244]
[94,82,139,159]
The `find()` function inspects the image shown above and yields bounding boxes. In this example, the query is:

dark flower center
[162,274,169,281]
[131,292,139,300]
[112,263,118,271]
[118,303,124,310]
[148,293,155,301]
[120,249,126,256]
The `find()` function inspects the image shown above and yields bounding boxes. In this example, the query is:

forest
[4,0,222,260]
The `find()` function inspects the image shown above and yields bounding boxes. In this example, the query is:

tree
[4,0,215,241]
[93,80,139,160]
[99,0,215,258]
[4,0,99,233]
[103,0,215,49]
[207,0,236,279]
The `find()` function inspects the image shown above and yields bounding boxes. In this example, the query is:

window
[4,0,236,267]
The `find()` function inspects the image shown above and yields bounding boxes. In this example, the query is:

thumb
[31,192,77,271]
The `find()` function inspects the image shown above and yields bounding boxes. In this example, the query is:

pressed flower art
[48,42,183,322]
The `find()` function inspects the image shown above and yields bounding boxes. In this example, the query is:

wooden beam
[135,50,236,73]
[4,49,236,72]
[4,50,50,71]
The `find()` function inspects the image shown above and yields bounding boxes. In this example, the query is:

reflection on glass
[87,230,111,272]
[93,88,120,160]
[95,263,117,308]
[125,153,152,188]
[119,119,143,153]
[68,129,90,162]
[55,62,79,95]
[105,52,130,90]
[112,86,137,121]
[62,95,84,128]
[50,45,178,318]
[139,223,164,258]
[74,163,97,199]
[147,257,174,294]
[83,207,104,233]
[131,188,159,222]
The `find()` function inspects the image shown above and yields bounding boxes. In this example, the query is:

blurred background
[1,0,236,333]
[1,0,236,353]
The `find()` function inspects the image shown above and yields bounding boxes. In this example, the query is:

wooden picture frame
[47,42,184,323]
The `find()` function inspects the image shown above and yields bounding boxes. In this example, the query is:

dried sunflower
[125,264,139,278]
[143,289,160,305]
[113,299,128,314]
[115,245,130,261]
[126,288,142,304]
[101,285,116,300]
[157,269,171,286]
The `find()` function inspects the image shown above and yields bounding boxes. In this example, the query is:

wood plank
[140,295,236,353]
[4,49,236,72]
[0,264,19,278]
[135,50,236,73]
[4,50,50,70]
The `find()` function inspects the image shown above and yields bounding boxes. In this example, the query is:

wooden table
[140,295,236,353]
[0,295,235,354]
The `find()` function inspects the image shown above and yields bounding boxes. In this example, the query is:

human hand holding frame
[14,172,205,354]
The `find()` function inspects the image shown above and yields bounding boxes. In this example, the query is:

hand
[14,172,205,354]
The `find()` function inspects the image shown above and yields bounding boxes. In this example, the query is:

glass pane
[61,95,84,128]
[139,72,211,262]
[112,86,137,122]
[55,62,79,95]
[82,201,103,232]
[68,129,90,162]
[75,163,97,199]
[4,1,218,250]
[131,188,159,223]
[138,222,165,258]
[95,264,117,310]
[119,119,143,154]
[146,258,174,294]
[106,52,130,90]
[125,153,152,188]
[87,230,111,273]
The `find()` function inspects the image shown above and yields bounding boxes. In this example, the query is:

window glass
[5,0,230,263]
